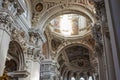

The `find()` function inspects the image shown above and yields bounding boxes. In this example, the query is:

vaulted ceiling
[57,45,95,75]
[27,0,102,76]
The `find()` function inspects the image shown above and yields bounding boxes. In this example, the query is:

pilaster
[104,0,120,80]
[0,12,13,76]
[40,59,58,80]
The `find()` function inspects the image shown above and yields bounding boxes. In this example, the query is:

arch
[8,40,25,71]
[55,43,93,60]
[38,4,96,33]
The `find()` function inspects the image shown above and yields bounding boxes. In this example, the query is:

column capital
[0,12,13,34]
[1,0,24,15]
[11,27,28,54]
[28,29,46,47]
[34,51,45,62]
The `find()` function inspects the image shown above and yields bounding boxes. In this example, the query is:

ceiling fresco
[49,14,92,37]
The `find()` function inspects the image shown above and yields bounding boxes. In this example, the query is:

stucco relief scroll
[91,23,103,55]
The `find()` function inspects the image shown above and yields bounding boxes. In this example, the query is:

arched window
[89,76,93,80]
[71,77,75,80]
[80,77,85,80]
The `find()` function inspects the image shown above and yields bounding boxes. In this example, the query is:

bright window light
[31,71,39,80]
[89,76,93,80]
[71,77,75,80]
[60,15,72,36]
[49,14,88,37]
[78,16,86,29]
[80,77,85,80]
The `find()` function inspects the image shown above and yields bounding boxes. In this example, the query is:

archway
[4,41,25,79]
[40,1,112,80]
[56,44,96,80]
[38,3,96,33]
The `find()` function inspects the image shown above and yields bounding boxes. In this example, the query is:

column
[75,73,80,80]
[19,47,34,80]
[84,72,89,80]
[69,72,73,80]
[0,13,12,76]
[64,71,69,80]
[31,48,44,80]
[30,61,40,80]
[104,0,120,80]
[40,59,57,80]
[97,53,107,80]
[103,31,116,80]
[92,73,98,80]
[19,47,44,80]
[62,68,67,80]
[91,23,107,80]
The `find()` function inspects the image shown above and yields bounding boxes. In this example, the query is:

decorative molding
[31,0,96,27]
[40,59,58,79]
[7,70,30,78]
[1,0,24,15]
[91,22,103,55]
[0,12,13,35]
[11,28,28,54]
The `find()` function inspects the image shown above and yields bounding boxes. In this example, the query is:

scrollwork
[11,28,28,54]
[34,49,45,61]
[2,0,9,9]
[0,12,13,34]
[91,23,103,55]
[29,31,42,47]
